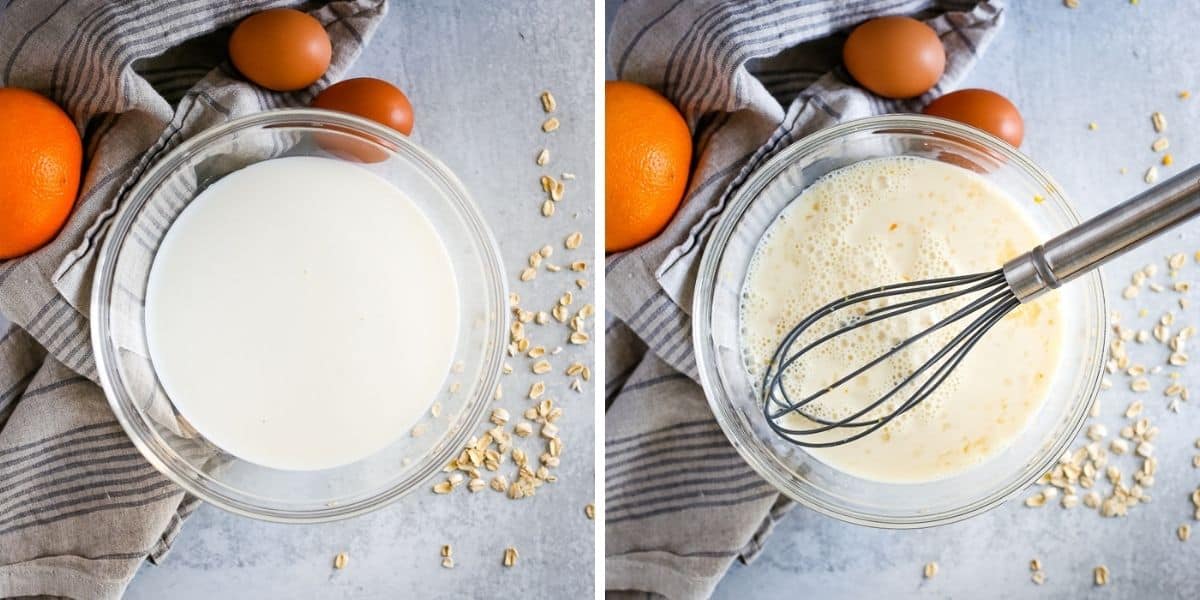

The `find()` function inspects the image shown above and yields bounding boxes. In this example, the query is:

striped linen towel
[605,1,1005,597]
[0,2,385,597]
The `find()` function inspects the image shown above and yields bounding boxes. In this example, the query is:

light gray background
[603,1,1200,598]
[0,1,595,598]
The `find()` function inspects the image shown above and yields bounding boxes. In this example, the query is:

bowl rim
[692,113,1108,529]
[90,107,508,523]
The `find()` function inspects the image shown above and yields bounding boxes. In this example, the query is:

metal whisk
[764,163,1200,448]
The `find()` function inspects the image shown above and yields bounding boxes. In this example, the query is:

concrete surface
[116,2,594,598]
[613,1,1200,598]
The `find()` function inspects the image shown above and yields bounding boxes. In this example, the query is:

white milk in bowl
[145,156,459,471]
[739,156,1065,483]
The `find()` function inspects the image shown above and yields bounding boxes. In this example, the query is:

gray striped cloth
[605,1,1005,597]
[0,2,385,597]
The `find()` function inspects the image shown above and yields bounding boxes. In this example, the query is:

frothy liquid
[739,156,1064,483]
[146,156,459,471]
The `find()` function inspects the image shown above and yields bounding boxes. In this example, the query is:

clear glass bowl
[693,115,1107,528]
[91,109,507,522]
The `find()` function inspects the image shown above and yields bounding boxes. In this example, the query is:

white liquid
[146,156,459,471]
[740,156,1064,483]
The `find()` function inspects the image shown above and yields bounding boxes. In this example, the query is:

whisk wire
[761,268,1019,447]
[764,271,1006,419]
[765,293,1018,448]
[764,283,1006,432]
[762,271,1005,400]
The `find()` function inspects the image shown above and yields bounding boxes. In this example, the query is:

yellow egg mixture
[739,156,1064,483]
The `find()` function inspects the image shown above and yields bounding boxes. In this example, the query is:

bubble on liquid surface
[737,155,1057,475]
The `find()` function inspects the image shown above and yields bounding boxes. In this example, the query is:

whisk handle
[1004,162,1200,302]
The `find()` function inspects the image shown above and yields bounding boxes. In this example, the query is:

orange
[0,87,82,259]
[605,81,692,252]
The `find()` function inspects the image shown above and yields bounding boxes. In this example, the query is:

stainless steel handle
[1004,162,1200,302]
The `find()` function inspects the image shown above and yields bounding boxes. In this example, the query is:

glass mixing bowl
[91,109,507,522]
[693,115,1107,528]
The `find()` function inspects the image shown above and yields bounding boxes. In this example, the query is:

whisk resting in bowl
[763,162,1200,448]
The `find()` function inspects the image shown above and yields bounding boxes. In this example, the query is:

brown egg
[843,16,945,99]
[923,89,1024,147]
[229,8,331,92]
[311,78,413,162]
[312,77,414,135]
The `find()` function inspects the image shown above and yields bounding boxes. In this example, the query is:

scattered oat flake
[1152,111,1167,132]
[536,148,550,166]
[540,90,556,113]
[585,503,595,520]
[333,552,349,570]
[1032,571,1046,585]
[542,117,560,132]
[566,231,583,249]
[1180,524,1192,541]
[923,562,938,579]
[491,407,510,425]
[1094,565,1109,586]
[1145,166,1159,184]
[503,547,518,567]
[1152,137,1169,152]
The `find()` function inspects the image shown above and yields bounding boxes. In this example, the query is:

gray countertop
[112,2,595,598]
[658,2,1200,598]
